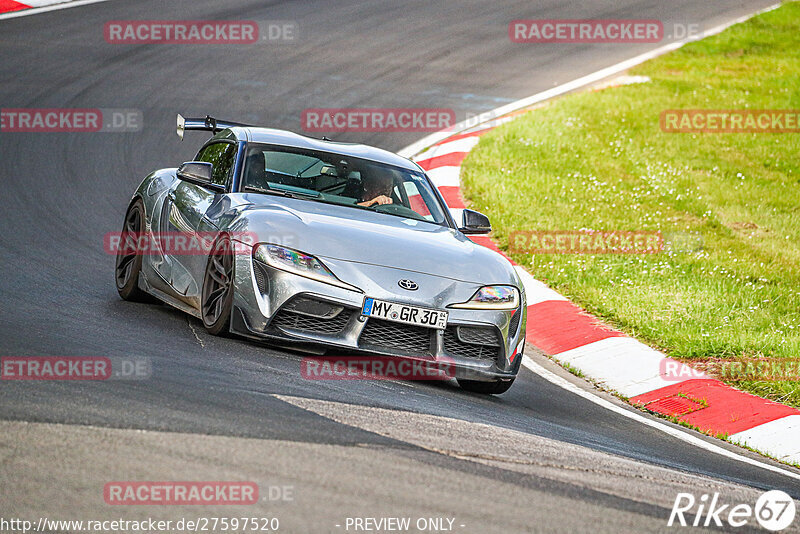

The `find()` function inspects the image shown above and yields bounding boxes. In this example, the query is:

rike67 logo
[669,490,796,531]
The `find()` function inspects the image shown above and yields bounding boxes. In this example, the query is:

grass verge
[461,3,800,406]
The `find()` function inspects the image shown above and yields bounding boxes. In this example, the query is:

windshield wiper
[244,185,288,196]
[243,184,320,199]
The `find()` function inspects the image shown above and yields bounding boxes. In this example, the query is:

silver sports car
[115,115,526,394]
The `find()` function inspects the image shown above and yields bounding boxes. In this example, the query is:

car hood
[223,194,517,286]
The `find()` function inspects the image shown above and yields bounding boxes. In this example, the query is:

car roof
[216,126,421,172]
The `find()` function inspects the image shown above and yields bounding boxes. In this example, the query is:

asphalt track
[0,1,797,532]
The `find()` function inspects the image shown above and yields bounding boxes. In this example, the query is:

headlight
[253,244,359,292]
[449,285,519,310]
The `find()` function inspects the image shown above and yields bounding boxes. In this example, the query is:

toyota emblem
[398,279,418,291]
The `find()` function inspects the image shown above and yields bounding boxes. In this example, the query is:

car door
[162,141,237,300]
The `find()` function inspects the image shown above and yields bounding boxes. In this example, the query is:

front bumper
[230,252,526,382]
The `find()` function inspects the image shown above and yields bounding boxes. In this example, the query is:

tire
[115,198,152,302]
[201,235,235,336]
[457,378,515,395]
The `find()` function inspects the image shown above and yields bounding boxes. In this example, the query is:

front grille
[456,326,501,346]
[271,308,352,335]
[443,326,502,362]
[359,318,432,355]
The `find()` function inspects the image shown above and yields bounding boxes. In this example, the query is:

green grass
[562,362,585,378]
[461,3,800,407]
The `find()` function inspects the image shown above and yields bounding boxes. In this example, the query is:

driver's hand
[358,195,393,207]
[372,195,393,206]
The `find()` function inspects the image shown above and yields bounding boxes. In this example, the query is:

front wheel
[201,235,235,335]
[115,199,151,302]
[457,378,515,395]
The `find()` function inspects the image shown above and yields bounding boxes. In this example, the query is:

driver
[357,174,394,207]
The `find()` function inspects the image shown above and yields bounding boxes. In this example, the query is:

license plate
[361,297,448,330]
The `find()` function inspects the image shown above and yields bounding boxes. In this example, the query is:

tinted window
[196,142,237,187]
[241,143,448,225]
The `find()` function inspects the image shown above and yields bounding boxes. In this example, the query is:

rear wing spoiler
[177,114,253,140]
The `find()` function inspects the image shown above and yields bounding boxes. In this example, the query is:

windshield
[240,143,449,225]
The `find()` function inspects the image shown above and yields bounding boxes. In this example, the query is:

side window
[195,142,237,188]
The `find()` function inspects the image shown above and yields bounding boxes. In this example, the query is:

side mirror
[176,161,225,193]
[460,209,491,235]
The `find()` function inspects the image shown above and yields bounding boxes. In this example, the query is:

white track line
[522,356,800,481]
[0,0,112,21]
[401,2,795,479]
[12,0,793,480]
[398,3,781,159]
[416,136,481,161]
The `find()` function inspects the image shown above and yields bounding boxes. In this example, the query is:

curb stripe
[408,73,800,463]
[464,234,513,262]
[430,128,492,146]
[730,415,800,464]
[513,265,567,306]
[631,381,800,436]
[399,5,780,160]
[425,166,462,188]
[416,152,470,171]
[553,337,699,397]
[0,0,31,13]
[526,300,625,355]
[523,356,800,481]
[436,186,465,209]
[418,136,481,160]
[0,0,111,20]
